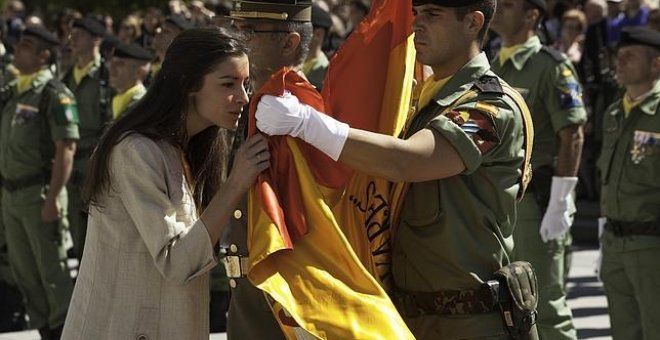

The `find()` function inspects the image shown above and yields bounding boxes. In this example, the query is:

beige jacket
[62,134,217,340]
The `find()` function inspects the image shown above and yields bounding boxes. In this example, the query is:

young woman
[61,27,269,340]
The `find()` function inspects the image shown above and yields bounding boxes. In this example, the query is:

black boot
[50,324,64,340]
[38,326,51,340]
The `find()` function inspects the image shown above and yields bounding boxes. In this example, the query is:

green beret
[619,26,660,50]
[113,42,153,62]
[230,0,312,22]
[22,26,59,46]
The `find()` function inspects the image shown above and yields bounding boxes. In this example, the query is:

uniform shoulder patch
[445,109,500,155]
[473,75,504,95]
[540,46,566,62]
[44,80,79,125]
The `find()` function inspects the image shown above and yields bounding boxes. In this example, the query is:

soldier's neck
[76,50,100,68]
[501,30,535,48]
[18,65,45,76]
[626,81,656,100]
[430,43,481,79]
[117,80,142,94]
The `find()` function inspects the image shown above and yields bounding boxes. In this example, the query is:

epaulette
[540,46,566,63]
[473,75,504,95]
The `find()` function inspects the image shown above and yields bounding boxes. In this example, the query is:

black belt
[391,280,505,317]
[606,219,660,237]
[1,172,48,192]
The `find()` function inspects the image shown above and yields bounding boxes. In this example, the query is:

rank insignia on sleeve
[446,109,500,155]
[557,82,583,109]
[53,97,79,125]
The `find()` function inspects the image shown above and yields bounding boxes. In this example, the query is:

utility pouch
[494,261,539,340]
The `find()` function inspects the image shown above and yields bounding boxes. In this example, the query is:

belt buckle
[222,255,248,278]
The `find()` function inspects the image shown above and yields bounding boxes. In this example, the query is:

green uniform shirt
[491,36,587,168]
[392,53,526,338]
[62,58,109,154]
[303,53,329,91]
[0,69,79,180]
[599,81,660,224]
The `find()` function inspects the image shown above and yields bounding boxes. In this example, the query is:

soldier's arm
[546,62,588,176]
[339,128,466,182]
[555,124,584,177]
[46,139,77,203]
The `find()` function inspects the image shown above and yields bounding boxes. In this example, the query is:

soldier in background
[598,26,660,340]
[0,26,79,340]
[303,4,332,91]
[109,42,151,119]
[62,17,109,261]
[490,0,586,339]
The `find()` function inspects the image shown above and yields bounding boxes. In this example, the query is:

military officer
[489,1,587,339]
[222,1,315,338]
[62,17,109,261]
[109,42,151,119]
[598,26,660,340]
[255,0,536,338]
[0,26,79,340]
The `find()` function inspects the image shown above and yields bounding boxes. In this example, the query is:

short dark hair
[273,20,313,66]
[454,0,497,45]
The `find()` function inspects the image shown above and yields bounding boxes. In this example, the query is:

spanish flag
[246,0,416,338]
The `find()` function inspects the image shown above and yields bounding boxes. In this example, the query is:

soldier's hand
[256,92,349,161]
[41,198,61,222]
[228,133,270,193]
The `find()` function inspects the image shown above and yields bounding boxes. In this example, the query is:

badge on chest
[12,103,39,126]
[631,130,660,163]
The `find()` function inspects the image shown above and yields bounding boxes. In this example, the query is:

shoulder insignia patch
[446,109,500,155]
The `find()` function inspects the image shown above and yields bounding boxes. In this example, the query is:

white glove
[255,92,349,161]
[594,217,606,281]
[539,176,578,242]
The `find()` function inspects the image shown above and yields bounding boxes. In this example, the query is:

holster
[493,261,539,340]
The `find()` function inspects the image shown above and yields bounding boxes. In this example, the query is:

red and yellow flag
[246,0,416,338]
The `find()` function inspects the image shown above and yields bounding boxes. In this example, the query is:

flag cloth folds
[245,0,417,338]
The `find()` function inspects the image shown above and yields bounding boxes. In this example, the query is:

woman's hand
[227,133,270,193]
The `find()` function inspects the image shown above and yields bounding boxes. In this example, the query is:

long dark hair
[85,26,248,211]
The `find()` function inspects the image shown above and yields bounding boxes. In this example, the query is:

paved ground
[0,244,611,340]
